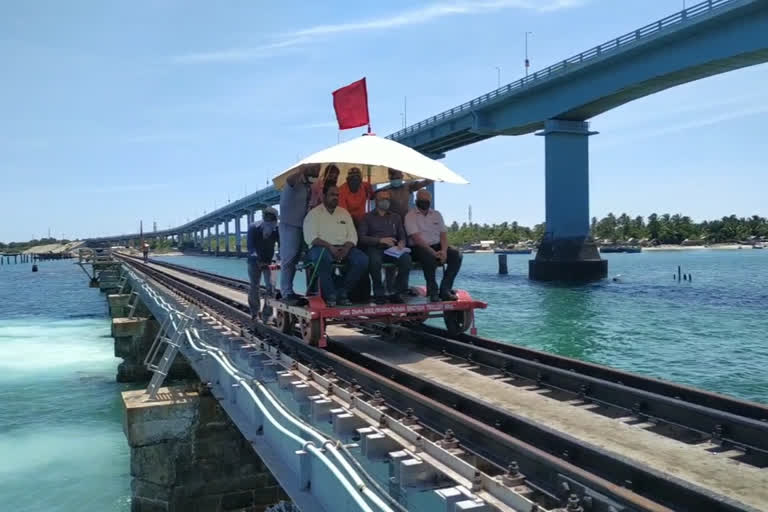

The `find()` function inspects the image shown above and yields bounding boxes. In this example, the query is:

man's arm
[357,215,378,247]
[408,179,433,193]
[246,223,257,256]
[285,168,304,187]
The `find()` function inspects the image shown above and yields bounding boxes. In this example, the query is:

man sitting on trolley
[303,183,368,306]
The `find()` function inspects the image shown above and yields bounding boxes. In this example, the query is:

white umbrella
[272,135,468,190]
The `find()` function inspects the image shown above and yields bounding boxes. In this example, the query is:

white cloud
[174,0,585,64]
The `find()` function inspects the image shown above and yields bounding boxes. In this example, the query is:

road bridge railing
[387,0,739,141]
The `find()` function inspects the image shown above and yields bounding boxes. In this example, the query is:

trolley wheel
[404,313,427,328]
[444,310,471,335]
[275,310,293,334]
[300,317,322,346]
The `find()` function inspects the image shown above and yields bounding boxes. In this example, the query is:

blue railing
[387,0,735,141]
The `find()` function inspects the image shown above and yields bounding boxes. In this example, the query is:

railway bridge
[80,250,768,512]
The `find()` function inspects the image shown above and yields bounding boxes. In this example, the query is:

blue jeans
[278,224,303,297]
[247,261,272,317]
[306,246,368,301]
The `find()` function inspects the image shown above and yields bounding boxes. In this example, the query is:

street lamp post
[525,31,533,77]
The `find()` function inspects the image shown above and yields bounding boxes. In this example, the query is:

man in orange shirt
[338,167,373,225]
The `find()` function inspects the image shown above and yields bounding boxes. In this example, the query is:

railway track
[116,254,767,511]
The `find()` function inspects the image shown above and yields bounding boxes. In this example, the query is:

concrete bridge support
[234,215,242,257]
[224,220,230,256]
[530,120,607,282]
[215,224,220,257]
[123,385,288,512]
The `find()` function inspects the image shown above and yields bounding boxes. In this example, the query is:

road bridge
[86,0,768,282]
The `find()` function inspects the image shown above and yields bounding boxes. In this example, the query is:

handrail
[387,0,735,141]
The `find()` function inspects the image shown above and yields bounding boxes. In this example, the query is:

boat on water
[753,243,764,249]
[493,247,533,255]
[599,246,642,253]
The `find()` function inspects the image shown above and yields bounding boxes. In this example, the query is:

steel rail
[116,256,728,512]
[129,253,768,464]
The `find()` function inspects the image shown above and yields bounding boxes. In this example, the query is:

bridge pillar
[215,224,220,257]
[235,215,242,257]
[224,220,230,256]
[530,119,607,282]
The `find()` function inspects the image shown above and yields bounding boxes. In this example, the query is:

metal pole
[525,32,532,77]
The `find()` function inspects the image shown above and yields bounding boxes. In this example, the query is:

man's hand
[397,240,406,250]
[380,237,396,248]
[329,247,343,261]
[337,243,355,261]
[438,248,448,262]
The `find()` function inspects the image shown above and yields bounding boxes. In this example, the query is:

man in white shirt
[405,189,462,302]
[303,184,368,306]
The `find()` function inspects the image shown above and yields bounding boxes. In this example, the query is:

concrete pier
[123,385,288,512]
[530,120,607,282]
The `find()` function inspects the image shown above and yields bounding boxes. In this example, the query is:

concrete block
[399,458,436,487]
[332,409,365,436]
[122,387,198,446]
[291,381,311,401]
[435,486,465,510]
[388,450,411,483]
[310,396,333,422]
[361,431,399,459]
[112,316,147,338]
[107,293,131,318]
[277,371,294,388]
[455,500,489,511]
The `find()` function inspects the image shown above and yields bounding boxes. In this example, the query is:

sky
[2,0,767,242]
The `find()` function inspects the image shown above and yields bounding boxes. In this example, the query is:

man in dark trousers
[247,207,279,320]
[357,189,411,304]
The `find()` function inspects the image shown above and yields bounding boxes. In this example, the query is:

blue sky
[2,0,767,242]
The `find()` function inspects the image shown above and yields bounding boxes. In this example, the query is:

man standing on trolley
[278,164,320,305]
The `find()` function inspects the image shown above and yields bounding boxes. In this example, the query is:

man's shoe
[284,293,301,306]
[388,294,405,304]
[374,296,387,305]
[429,294,441,303]
[440,291,458,301]
[338,296,353,306]
[325,296,337,307]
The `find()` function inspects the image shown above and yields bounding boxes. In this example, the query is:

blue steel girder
[390,0,768,153]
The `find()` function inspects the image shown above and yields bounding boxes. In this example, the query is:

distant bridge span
[87,0,768,281]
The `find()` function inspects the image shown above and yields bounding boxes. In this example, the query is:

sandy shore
[643,244,752,251]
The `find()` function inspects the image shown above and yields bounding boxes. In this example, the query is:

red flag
[332,78,370,131]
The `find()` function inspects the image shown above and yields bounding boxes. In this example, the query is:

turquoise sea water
[0,260,130,511]
[158,251,768,404]
[1,251,765,511]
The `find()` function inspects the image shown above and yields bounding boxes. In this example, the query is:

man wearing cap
[338,167,373,225]
[247,207,280,320]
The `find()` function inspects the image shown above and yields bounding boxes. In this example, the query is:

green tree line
[446,214,768,246]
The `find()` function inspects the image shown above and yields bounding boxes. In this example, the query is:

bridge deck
[140,260,768,510]
[328,330,767,510]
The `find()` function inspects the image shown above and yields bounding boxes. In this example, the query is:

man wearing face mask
[358,189,411,304]
[338,167,373,225]
[247,207,280,320]
[405,189,462,302]
[385,168,433,219]
[279,164,320,305]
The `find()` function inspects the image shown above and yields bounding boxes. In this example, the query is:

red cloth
[339,182,373,221]
[332,78,370,130]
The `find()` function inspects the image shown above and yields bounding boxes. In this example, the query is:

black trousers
[411,244,462,296]
[367,247,412,297]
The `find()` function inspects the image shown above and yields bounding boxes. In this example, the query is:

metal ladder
[144,304,196,399]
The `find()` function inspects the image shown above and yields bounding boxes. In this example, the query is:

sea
[1,250,766,510]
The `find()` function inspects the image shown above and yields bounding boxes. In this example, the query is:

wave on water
[0,318,117,379]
